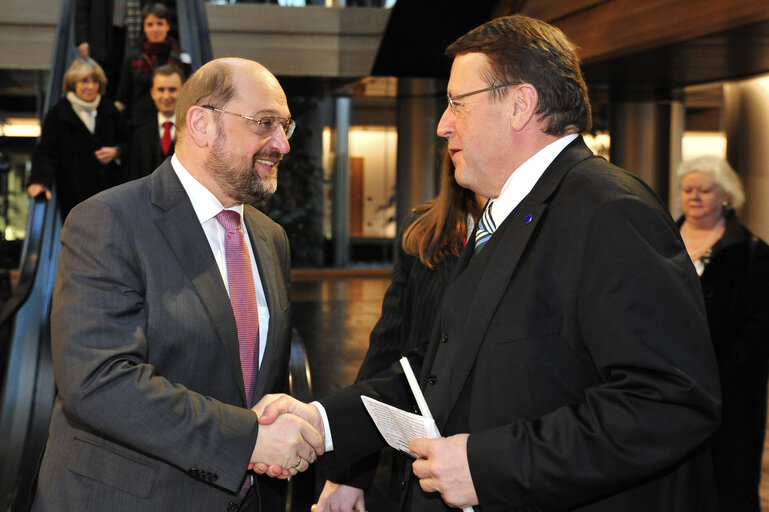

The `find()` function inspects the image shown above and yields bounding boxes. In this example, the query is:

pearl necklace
[682,218,725,261]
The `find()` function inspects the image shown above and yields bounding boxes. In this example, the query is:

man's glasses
[446,81,521,114]
[201,105,296,140]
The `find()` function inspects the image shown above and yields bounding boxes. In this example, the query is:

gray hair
[676,156,745,209]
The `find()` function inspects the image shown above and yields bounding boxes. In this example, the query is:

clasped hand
[250,394,479,509]
[249,393,326,478]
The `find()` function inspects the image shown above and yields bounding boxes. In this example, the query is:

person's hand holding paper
[410,434,478,510]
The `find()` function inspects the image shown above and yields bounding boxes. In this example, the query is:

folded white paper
[361,395,440,455]
[367,358,476,512]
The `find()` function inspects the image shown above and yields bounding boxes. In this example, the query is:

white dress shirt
[483,133,578,231]
[170,154,270,366]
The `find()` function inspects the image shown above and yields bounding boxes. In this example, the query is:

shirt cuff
[311,400,334,453]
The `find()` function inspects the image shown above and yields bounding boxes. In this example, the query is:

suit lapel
[149,162,246,403]
[426,137,596,428]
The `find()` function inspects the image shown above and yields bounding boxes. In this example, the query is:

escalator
[0,2,212,510]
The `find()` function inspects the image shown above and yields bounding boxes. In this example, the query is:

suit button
[188,467,199,476]
[428,375,437,385]
[211,474,218,482]
[226,501,239,511]
[440,332,448,343]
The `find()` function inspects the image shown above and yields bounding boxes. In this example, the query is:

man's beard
[206,133,279,204]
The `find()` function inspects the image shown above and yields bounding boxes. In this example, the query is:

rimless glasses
[202,105,296,140]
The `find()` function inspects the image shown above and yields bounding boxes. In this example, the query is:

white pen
[399,357,475,512]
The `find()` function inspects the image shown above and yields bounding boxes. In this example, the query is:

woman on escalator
[114,2,191,129]
[27,57,129,219]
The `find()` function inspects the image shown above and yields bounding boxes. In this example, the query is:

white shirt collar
[158,112,175,139]
[158,112,174,126]
[487,133,579,228]
[170,154,243,224]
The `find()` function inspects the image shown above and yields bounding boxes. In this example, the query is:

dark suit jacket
[320,137,721,512]
[682,212,769,511]
[30,96,129,219]
[74,0,114,63]
[129,120,174,181]
[332,212,461,494]
[32,160,292,511]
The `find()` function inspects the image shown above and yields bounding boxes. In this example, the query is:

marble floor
[292,271,769,510]
[291,270,392,401]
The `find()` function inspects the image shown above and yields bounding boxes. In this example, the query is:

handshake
[247,393,480,510]
[248,394,325,478]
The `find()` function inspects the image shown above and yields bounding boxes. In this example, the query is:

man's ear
[186,106,214,147]
[509,83,538,131]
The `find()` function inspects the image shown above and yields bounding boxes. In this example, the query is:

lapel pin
[524,214,533,224]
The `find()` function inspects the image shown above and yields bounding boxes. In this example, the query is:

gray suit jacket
[32,160,292,511]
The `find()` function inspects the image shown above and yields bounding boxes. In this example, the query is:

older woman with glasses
[676,155,769,512]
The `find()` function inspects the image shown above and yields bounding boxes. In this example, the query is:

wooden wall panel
[546,0,769,63]
[520,0,608,22]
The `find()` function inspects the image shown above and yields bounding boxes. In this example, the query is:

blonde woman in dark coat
[28,57,129,219]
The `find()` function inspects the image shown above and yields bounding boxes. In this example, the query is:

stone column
[724,77,769,241]
[609,101,677,208]
[395,78,446,233]
[332,96,351,267]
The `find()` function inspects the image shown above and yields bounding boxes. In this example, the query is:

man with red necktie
[128,63,182,180]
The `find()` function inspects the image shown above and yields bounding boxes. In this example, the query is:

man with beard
[31,58,323,512]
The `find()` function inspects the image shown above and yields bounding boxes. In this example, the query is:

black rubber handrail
[0,0,72,508]
[0,196,47,331]
[177,0,214,68]
[0,0,73,328]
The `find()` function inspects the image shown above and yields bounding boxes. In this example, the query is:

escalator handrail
[176,0,214,69]
[0,196,48,330]
[43,0,74,115]
[0,0,73,326]
[288,328,313,402]
[0,0,72,507]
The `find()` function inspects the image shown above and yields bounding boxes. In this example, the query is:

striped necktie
[474,201,496,254]
[215,210,260,407]
[216,210,259,503]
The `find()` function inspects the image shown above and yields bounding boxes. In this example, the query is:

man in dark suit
[257,15,721,512]
[31,57,321,512]
[128,64,183,180]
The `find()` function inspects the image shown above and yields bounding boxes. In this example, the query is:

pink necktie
[161,121,173,155]
[215,210,260,408]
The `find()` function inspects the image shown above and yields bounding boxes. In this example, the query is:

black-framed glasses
[446,81,521,114]
[201,105,296,140]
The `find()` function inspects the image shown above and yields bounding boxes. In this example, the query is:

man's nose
[437,107,454,139]
[271,128,291,155]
